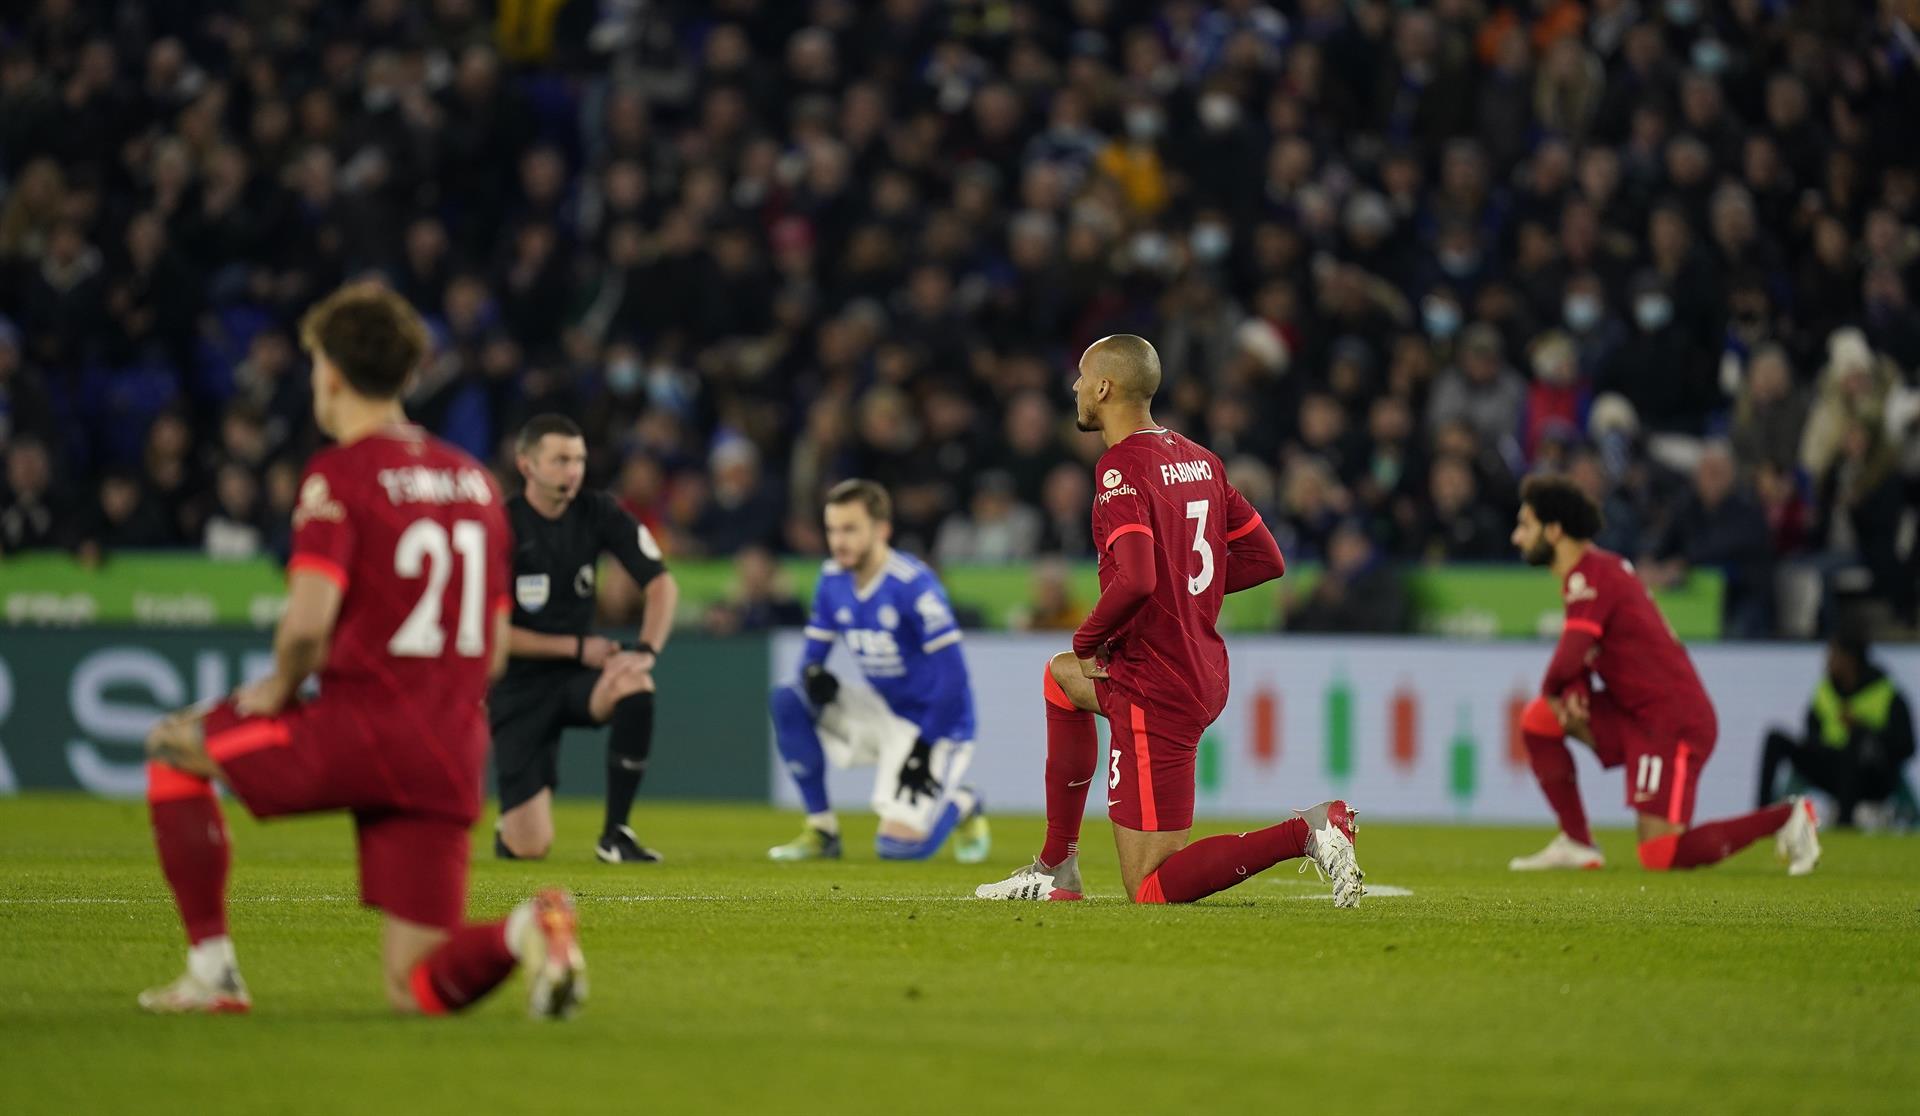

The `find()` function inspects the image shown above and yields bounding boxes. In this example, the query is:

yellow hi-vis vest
[1811,676,1897,748]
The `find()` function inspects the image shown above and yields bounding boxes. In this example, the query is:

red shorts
[202,699,473,930]
[1096,682,1201,832]
[1585,692,1714,827]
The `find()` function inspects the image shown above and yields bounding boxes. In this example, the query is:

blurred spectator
[1813,419,1911,625]
[76,468,171,564]
[1730,345,1810,475]
[1522,331,1586,464]
[1013,557,1085,632]
[1598,273,1717,435]
[1427,324,1524,457]
[1568,446,1645,557]
[0,0,1910,638]
[203,462,264,560]
[1647,443,1774,639]
[1,436,61,552]
[935,472,1042,566]
[692,439,781,557]
[1037,463,1093,558]
[703,546,805,635]
[0,317,53,447]
[1286,520,1411,634]
[1406,454,1509,563]
[1800,329,1898,484]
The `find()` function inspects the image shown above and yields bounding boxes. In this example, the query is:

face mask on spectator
[1422,297,1462,338]
[1131,231,1172,270]
[1634,294,1674,331]
[1190,224,1231,263]
[1199,94,1240,132]
[607,357,642,397]
[1691,38,1730,75]
[1438,248,1479,278]
[1125,108,1163,140]
[1564,293,1602,332]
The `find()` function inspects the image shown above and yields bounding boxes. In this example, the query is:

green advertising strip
[0,552,1723,638]
[0,630,771,800]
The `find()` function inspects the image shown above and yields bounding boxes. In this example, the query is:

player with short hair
[1507,474,1821,874]
[139,282,585,1017]
[491,413,678,863]
[974,335,1363,905]
[767,479,990,863]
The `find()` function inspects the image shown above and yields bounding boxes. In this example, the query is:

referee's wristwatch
[630,640,658,661]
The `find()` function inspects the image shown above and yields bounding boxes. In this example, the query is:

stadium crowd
[1,0,1918,638]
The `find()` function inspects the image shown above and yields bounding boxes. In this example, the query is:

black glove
[802,664,840,707]
[895,737,942,806]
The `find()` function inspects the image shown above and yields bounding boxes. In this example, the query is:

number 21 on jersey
[389,518,488,657]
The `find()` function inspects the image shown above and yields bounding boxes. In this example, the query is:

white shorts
[817,686,974,832]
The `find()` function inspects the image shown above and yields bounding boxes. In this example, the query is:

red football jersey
[286,425,510,811]
[1084,427,1264,725]
[1549,547,1716,739]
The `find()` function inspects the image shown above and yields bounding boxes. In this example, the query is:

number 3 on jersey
[389,518,488,657]
[1185,500,1214,596]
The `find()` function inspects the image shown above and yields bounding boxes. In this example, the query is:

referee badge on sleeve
[516,574,550,612]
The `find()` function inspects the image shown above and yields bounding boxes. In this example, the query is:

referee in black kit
[492,414,679,863]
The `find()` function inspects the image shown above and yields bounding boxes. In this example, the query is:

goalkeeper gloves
[802,663,840,707]
[895,737,942,806]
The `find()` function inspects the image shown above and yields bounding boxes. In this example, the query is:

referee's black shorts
[489,666,602,811]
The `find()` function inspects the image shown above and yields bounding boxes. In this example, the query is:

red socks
[1639,802,1794,870]
[1135,819,1309,903]
[1041,665,1097,868]
[147,761,231,945]
[1521,700,1593,848]
[409,921,518,1014]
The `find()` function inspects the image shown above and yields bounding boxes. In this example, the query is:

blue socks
[770,685,830,815]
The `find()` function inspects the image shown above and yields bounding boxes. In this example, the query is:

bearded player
[1507,474,1821,875]
[139,282,586,1017]
[975,335,1363,906]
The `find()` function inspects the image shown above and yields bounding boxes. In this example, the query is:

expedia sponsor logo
[1097,485,1138,505]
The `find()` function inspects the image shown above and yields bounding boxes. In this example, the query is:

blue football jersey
[802,550,977,745]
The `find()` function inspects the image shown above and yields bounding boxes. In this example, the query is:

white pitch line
[1,886,1414,906]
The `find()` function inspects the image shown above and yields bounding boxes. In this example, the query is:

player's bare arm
[236,569,345,717]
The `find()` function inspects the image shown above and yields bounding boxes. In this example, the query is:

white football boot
[973,853,1084,901]
[139,937,251,1014]
[512,888,587,1019]
[1776,795,1821,877]
[1509,832,1606,871]
[1298,800,1365,908]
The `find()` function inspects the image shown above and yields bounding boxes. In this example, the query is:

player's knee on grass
[499,803,554,860]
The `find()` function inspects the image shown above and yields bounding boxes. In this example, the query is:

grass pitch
[1,795,1915,1115]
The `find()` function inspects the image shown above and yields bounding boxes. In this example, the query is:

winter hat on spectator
[1234,318,1290,373]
